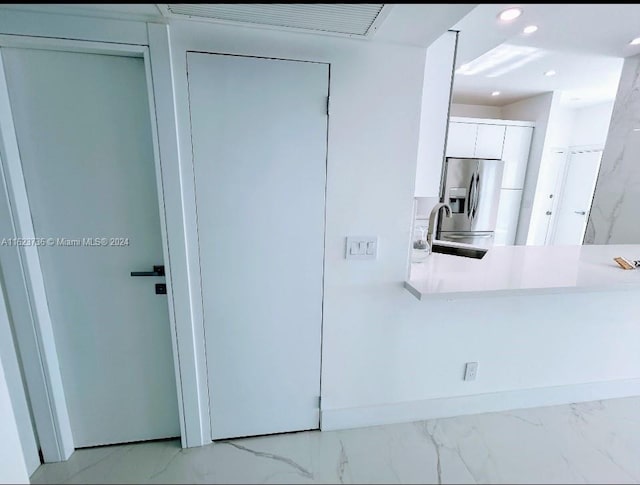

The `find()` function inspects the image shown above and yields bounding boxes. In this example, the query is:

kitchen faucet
[427,202,452,248]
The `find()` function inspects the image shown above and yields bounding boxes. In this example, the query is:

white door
[446,122,477,157]
[526,149,567,245]
[551,150,602,245]
[474,124,505,159]
[187,53,328,440]
[2,48,179,447]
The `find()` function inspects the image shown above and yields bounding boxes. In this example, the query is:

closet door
[2,48,179,447]
[187,52,328,440]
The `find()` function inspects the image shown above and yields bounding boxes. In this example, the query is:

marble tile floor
[31,396,640,484]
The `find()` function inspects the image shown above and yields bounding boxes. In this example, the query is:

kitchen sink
[431,242,488,259]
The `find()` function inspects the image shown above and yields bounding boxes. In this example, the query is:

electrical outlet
[464,362,478,381]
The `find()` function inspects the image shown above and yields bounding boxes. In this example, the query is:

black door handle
[131,265,165,277]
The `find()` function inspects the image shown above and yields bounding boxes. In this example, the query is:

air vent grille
[165,4,386,36]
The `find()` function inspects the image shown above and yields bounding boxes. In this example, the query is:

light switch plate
[345,236,378,260]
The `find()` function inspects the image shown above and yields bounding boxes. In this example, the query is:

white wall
[2,8,640,450]
[0,287,29,484]
[165,21,640,429]
[501,93,555,244]
[414,30,457,198]
[570,100,614,148]
[450,102,503,119]
[167,18,427,429]
[586,54,640,244]
[525,99,577,245]
[544,100,577,149]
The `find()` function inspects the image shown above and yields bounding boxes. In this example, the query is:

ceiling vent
[159,4,390,37]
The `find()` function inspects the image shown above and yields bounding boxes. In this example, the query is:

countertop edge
[404,280,640,301]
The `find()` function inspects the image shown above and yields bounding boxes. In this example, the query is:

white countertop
[406,244,640,300]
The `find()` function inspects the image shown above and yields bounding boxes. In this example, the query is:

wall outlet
[464,362,478,381]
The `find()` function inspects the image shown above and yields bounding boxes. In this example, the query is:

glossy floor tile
[31,396,640,484]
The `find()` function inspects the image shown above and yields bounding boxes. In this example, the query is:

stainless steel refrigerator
[438,157,505,248]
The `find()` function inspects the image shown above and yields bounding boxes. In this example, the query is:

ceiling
[451,4,640,108]
[3,4,635,108]
[0,4,475,48]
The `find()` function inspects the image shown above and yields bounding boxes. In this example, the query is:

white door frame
[0,32,191,460]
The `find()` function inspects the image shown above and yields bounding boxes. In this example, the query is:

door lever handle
[131,265,165,277]
[574,210,586,215]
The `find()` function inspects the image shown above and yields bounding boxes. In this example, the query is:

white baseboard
[320,378,640,431]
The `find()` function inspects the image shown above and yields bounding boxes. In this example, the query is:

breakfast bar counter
[405,244,640,300]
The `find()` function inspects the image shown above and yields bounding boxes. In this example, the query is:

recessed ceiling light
[523,25,538,34]
[498,7,523,22]
[630,37,640,45]
[491,91,501,96]
[544,70,556,76]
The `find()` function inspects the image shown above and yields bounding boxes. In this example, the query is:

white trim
[157,28,212,447]
[0,34,145,57]
[449,116,535,127]
[147,23,211,447]
[142,45,188,449]
[320,378,640,431]
[0,7,149,46]
[0,50,75,462]
[0,263,40,473]
[568,144,604,154]
[0,5,166,25]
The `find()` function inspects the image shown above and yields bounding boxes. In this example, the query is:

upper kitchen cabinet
[446,117,534,190]
[501,125,533,189]
[475,124,506,159]
[445,122,477,158]
[414,31,459,198]
[445,121,505,159]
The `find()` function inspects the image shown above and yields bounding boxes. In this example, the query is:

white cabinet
[494,189,523,246]
[445,122,506,159]
[475,124,506,159]
[501,125,533,189]
[414,31,459,197]
[445,122,477,158]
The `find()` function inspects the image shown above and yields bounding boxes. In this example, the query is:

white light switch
[345,236,378,260]
[366,241,376,255]
[349,242,359,255]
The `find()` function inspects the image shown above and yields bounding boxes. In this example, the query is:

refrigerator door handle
[472,172,480,218]
[466,175,474,219]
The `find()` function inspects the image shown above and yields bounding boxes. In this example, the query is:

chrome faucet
[427,202,452,248]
